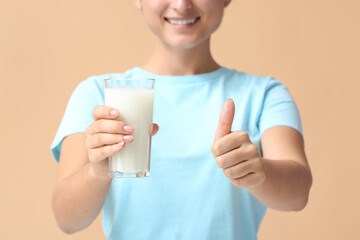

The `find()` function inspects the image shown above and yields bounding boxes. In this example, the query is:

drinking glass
[104,78,155,178]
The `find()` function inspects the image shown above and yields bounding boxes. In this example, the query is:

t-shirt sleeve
[258,77,303,136]
[50,78,103,162]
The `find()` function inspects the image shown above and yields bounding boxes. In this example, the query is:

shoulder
[222,67,275,84]
[221,67,283,93]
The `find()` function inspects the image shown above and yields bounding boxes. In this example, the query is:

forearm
[52,163,112,234]
[248,158,312,211]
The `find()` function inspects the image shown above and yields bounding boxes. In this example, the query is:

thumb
[214,98,235,143]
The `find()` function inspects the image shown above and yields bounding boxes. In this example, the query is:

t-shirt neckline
[132,66,228,84]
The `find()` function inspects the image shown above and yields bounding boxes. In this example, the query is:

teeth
[168,18,198,25]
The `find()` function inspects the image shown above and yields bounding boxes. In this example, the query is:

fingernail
[117,142,125,148]
[123,135,134,142]
[110,110,119,116]
[124,125,134,133]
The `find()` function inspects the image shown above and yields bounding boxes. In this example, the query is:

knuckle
[97,134,105,144]
[224,168,232,178]
[234,130,242,137]
[93,105,110,120]
[109,120,120,133]
[86,122,97,135]
[236,165,245,175]
[238,131,248,138]
[236,130,246,136]
[211,144,216,155]
[233,179,245,188]
[243,133,250,141]
[98,147,106,158]
[248,144,258,154]
[99,119,107,129]
[92,120,100,133]
[211,143,221,156]
[216,156,224,168]
[85,126,90,135]
[92,106,100,117]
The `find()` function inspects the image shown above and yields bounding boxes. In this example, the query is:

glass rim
[104,78,155,88]
[104,78,155,82]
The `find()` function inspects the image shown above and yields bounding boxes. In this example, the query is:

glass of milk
[104,78,155,178]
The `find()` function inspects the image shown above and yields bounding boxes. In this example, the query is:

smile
[165,17,200,26]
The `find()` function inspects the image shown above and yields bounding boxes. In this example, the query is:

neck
[141,39,220,76]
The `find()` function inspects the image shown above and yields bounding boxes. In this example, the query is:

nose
[174,0,193,14]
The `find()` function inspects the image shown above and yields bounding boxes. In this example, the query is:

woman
[51,0,312,239]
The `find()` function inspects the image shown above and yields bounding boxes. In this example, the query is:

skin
[52,107,158,233]
[52,0,312,234]
[212,99,312,211]
[135,0,229,75]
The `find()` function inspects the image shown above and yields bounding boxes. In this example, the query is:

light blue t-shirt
[51,67,302,240]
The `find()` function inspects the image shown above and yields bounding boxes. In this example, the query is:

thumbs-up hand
[211,99,266,189]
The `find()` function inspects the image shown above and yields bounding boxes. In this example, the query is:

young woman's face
[134,0,230,49]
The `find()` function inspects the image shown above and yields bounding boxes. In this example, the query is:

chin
[164,36,209,50]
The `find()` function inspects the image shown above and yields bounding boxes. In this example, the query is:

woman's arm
[248,126,312,211]
[212,99,312,211]
[51,133,112,234]
[52,106,159,234]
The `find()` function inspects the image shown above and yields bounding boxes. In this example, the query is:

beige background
[1,0,359,239]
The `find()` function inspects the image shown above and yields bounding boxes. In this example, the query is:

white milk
[105,87,154,177]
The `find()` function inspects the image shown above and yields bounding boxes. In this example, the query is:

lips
[164,17,200,26]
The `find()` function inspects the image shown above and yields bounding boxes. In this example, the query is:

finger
[87,133,134,149]
[88,119,134,135]
[223,159,257,179]
[212,131,250,157]
[231,171,266,189]
[215,143,258,168]
[152,124,159,136]
[89,142,125,163]
[213,99,235,143]
[92,105,120,121]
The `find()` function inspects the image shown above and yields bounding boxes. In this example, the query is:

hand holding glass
[104,78,155,178]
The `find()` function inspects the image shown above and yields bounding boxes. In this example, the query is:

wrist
[87,163,113,183]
